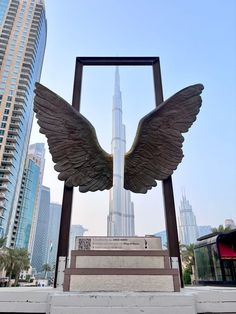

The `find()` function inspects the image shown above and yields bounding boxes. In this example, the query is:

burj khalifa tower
[107,67,135,236]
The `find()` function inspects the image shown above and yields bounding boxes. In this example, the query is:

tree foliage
[183,269,191,285]
[180,243,196,285]
[0,237,6,249]
[0,237,7,271]
[42,263,51,272]
[211,225,231,233]
[181,243,195,268]
[0,244,30,286]
[42,263,51,279]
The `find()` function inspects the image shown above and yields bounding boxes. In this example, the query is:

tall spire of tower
[114,66,120,95]
[113,66,122,112]
[107,67,135,236]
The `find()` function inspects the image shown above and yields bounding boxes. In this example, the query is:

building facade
[154,230,167,249]
[0,1,9,26]
[14,154,40,249]
[45,202,61,270]
[69,224,88,253]
[10,142,45,251]
[25,142,45,251]
[0,0,47,244]
[31,185,50,273]
[198,225,212,238]
[107,67,135,236]
[178,194,199,245]
[225,218,236,230]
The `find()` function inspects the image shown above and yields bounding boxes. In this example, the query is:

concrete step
[63,268,180,292]
[70,250,170,269]
[50,305,196,314]
[49,292,196,314]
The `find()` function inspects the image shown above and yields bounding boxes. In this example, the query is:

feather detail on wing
[124,84,204,193]
[34,83,113,192]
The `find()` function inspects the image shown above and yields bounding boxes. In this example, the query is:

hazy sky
[30,0,236,235]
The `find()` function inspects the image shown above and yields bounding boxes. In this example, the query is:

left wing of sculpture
[34,83,113,192]
[124,84,204,193]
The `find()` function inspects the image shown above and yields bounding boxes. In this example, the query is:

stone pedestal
[63,236,180,292]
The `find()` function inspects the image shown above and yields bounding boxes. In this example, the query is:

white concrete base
[187,286,236,313]
[0,287,51,313]
[0,286,235,314]
[49,291,196,314]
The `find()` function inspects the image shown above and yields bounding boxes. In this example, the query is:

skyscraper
[0,0,47,244]
[107,67,135,236]
[178,194,199,245]
[45,202,61,270]
[31,185,50,273]
[10,142,45,251]
[26,142,45,251]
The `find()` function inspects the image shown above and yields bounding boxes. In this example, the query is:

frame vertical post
[54,60,83,288]
[152,59,183,288]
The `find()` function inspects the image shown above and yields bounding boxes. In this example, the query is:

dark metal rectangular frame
[54,57,183,288]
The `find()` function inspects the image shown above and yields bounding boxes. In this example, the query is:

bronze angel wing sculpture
[34,83,203,194]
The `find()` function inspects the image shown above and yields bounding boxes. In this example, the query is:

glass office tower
[31,185,50,273]
[14,156,40,249]
[11,142,45,251]
[46,203,62,270]
[0,0,47,244]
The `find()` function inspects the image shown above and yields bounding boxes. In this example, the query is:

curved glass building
[0,0,47,245]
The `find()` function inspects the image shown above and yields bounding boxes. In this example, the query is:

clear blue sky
[31,0,236,235]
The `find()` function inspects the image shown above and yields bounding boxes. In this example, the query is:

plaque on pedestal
[75,236,161,251]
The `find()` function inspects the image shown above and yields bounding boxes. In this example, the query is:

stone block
[75,255,165,269]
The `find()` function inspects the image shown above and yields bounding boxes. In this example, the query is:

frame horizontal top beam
[76,56,159,66]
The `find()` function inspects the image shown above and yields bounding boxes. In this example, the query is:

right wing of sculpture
[124,84,204,193]
[34,83,113,192]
